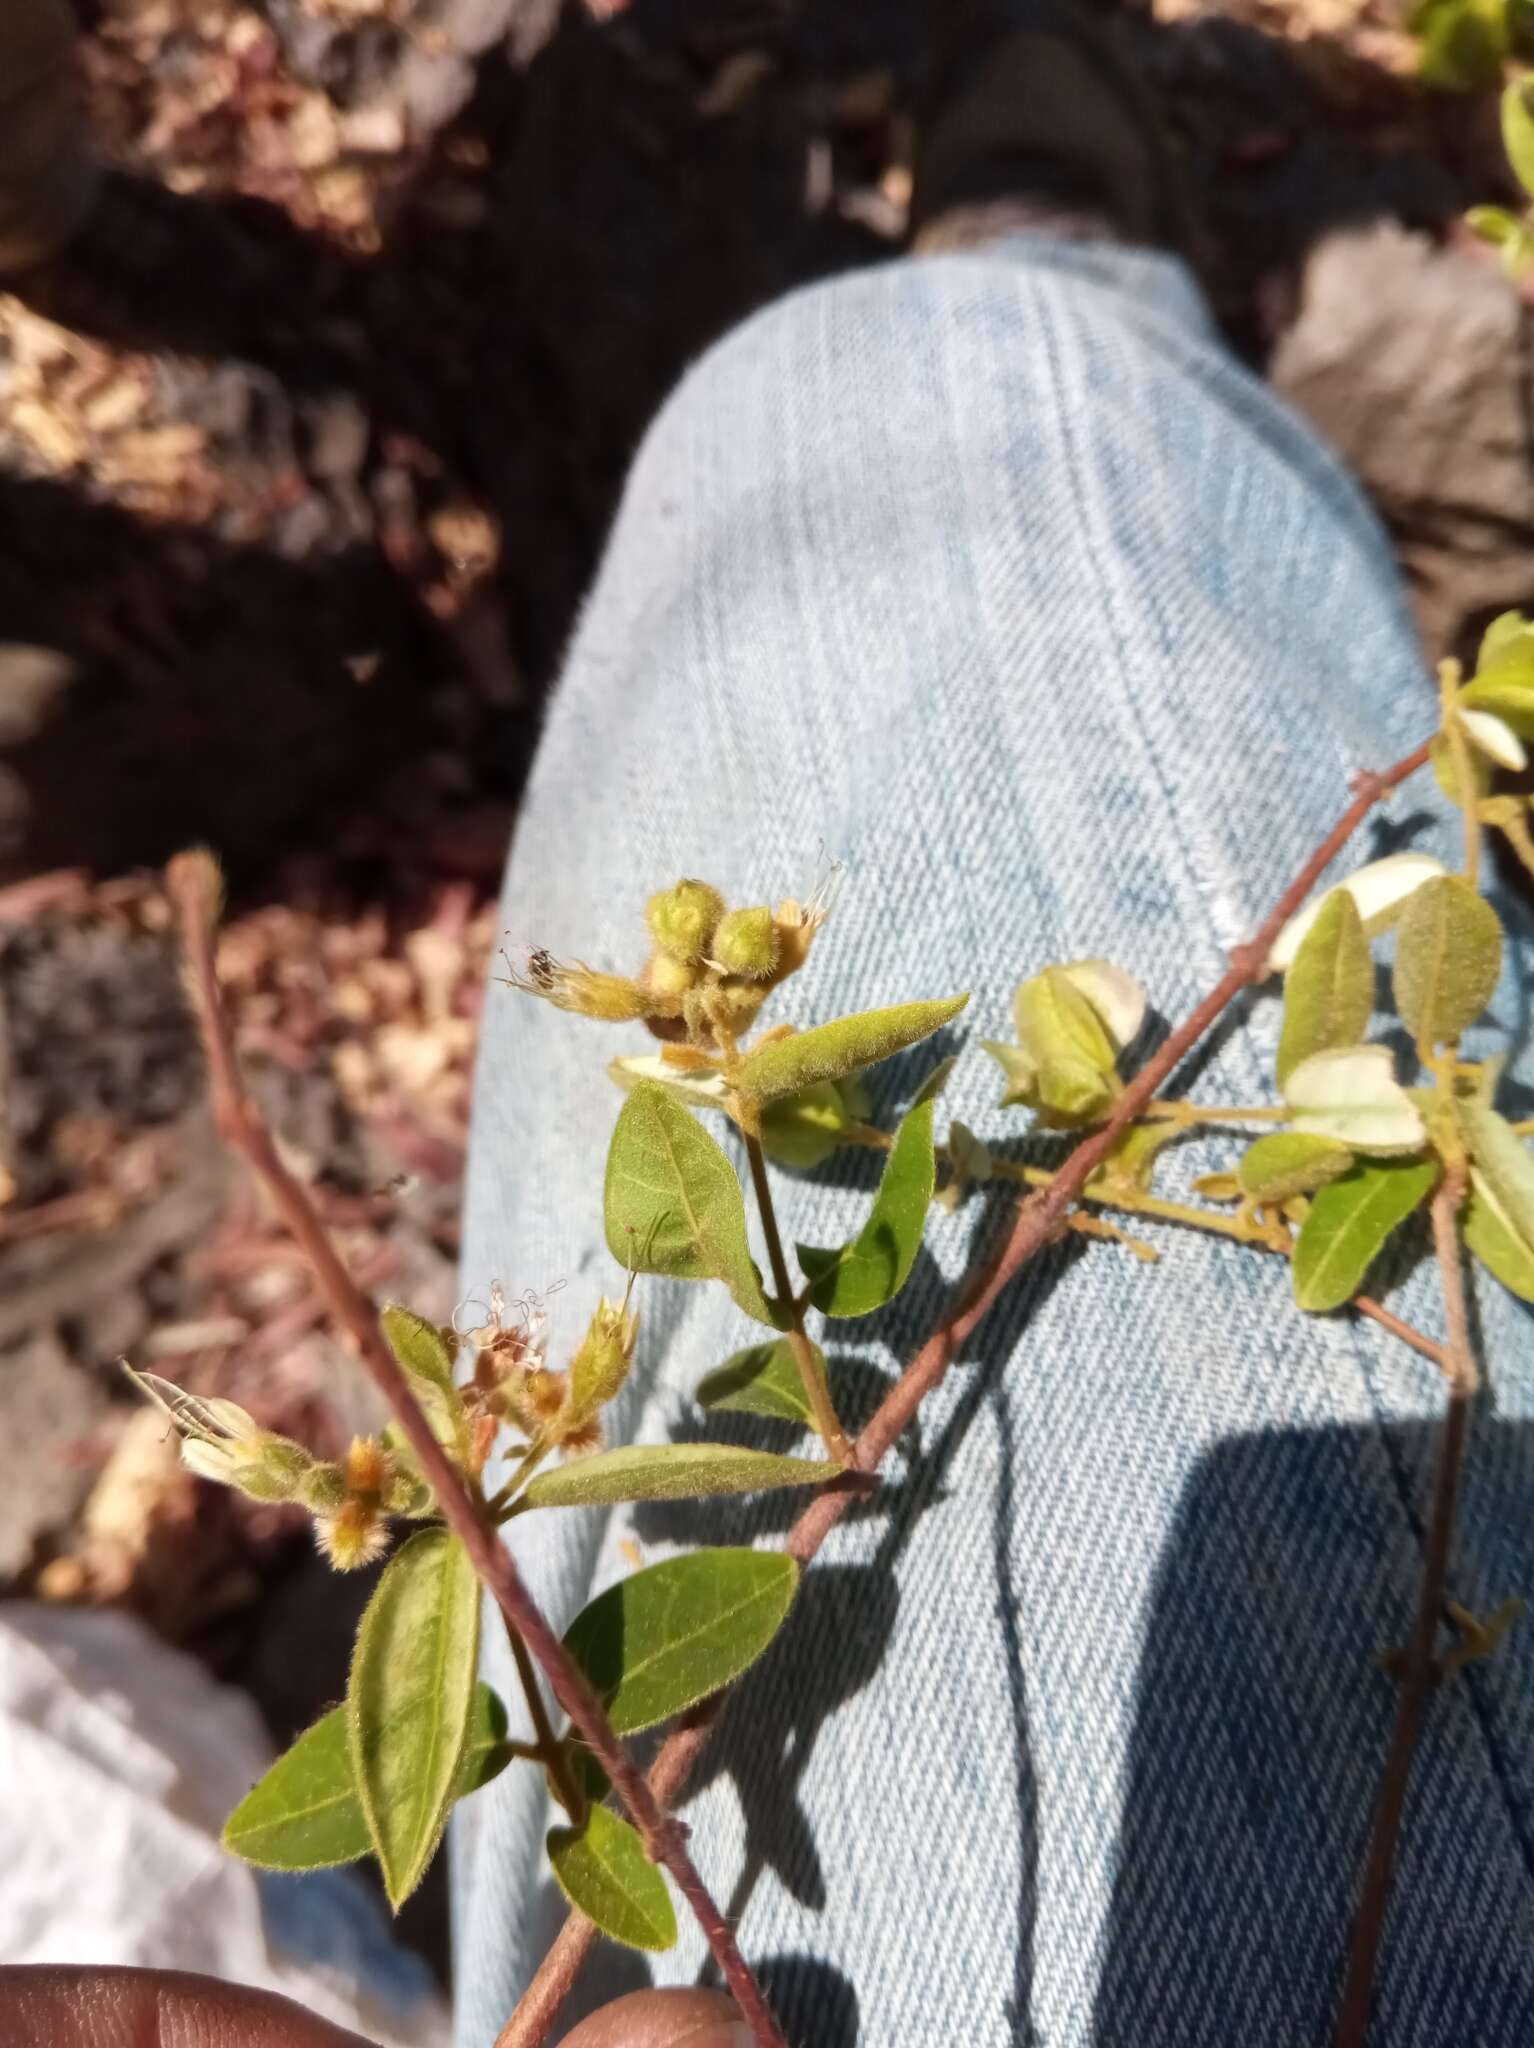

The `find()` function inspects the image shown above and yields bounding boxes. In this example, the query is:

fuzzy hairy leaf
[380,1306,468,1461]
[224,1684,510,1872]
[1267,854,1446,973]
[1393,875,1502,1051]
[348,1528,481,1908]
[759,1083,852,1169]
[797,1100,935,1318]
[1276,891,1372,1086]
[734,995,969,1105]
[546,1805,676,1952]
[1461,1102,1534,1252]
[1291,1157,1439,1312]
[604,1083,775,1326]
[1283,1045,1427,1155]
[1238,1132,1355,1205]
[1463,1169,1534,1301]
[697,1339,819,1427]
[520,1442,839,1509]
[1088,1119,1180,1197]
[563,1548,799,1735]
[1504,77,1534,199]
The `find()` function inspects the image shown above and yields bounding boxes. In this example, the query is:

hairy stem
[165,854,788,2048]
[502,1613,583,1822]
[744,1131,851,1461]
[1332,1170,1475,2047]
[500,738,1432,2046]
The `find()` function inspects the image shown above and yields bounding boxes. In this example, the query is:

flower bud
[645,880,724,964]
[299,1462,348,1512]
[644,951,700,1001]
[712,907,779,981]
[568,1296,639,1423]
[315,1500,389,1571]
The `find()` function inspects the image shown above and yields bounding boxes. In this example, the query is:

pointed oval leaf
[798,1099,936,1318]
[1463,1168,1534,1301]
[734,995,969,1106]
[1393,875,1503,1051]
[697,1339,819,1427]
[1088,1119,1180,1197]
[546,1804,676,1952]
[348,1527,481,1908]
[1503,77,1534,199]
[1283,1045,1427,1155]
[1058,958,1147,1050]
[1292,1157,1440,1312]
[1238,1132,1355,1204]
[911,1054,960,1108]
[380,1305,468,1461]
[608,1053,729,1108]
[1461,1102,1534,1251]
[1460,708,1527,771]
[224,1683,511,1872]
[1015,967,1117,1075]
[981,1038,1039,1108]
[1276,889,1372,1086]
[759,1082,852,1169]
[603,1083,775,1326]
[1467,205,1521,247]
[1459,673,1534,737]
[563,1548,799,1735]
[1478,610,1534,669]
[1266,854,1446,973]
[520,1442,839,1509]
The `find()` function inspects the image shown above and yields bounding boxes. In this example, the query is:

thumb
[561,1988,750,2047]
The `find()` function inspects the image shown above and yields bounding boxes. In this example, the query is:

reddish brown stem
[164,854,788,2048]
[499,740,1433,2045]
[1332,1170,1475,2047]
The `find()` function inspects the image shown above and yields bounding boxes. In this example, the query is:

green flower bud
[645,951,701,1000]
[712,906,780,981]
[298,1462,348,1512]
[645,880,724,964]
[228,1437,313,1504]
[568,1296,639,1424]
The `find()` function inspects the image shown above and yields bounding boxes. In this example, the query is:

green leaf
[1505,77,1534,197]
[603,1083,775,1326]
[734,995,969,1106]
[380,1305,468,1461]
[348,1527,481,1908]
[1478,610,1534,669]
[1461,1101,1534,1251]
[1420,0,1505,89]
[1276,890,1372,1087]
[224,1683,511,1873]
[697,1338,819,1427]
[1430,731,1491,805]
[759,1083,852,1169]
[1238,1132,1354,1204]
[1464,1168,1534,1301]
[911,1054,959,1108]
[1088,1120,1179,1197]
[546,1804,676,1952]
[1393,875,1503,1051]
[520,1442,839,1509]
[608,1053,729,1110]
[1292,1157,1440,1312]
[1283,1045,1427,1155]
[563,1548,799,1735]
[797,1099,936,1318]
[1007,967,1120,1124]
[1467,204,1522,246]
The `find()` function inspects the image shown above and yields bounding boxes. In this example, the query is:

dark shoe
[912,0,1189,254]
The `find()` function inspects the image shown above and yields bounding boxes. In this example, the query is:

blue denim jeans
[453,241,1534,2047]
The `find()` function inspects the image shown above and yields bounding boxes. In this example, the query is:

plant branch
[744,1131,851,1460]
[499,737,1431,2046]
[165,854,789,2048]
[502,1611,583,1822]
[1332,1168,1475,2047]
